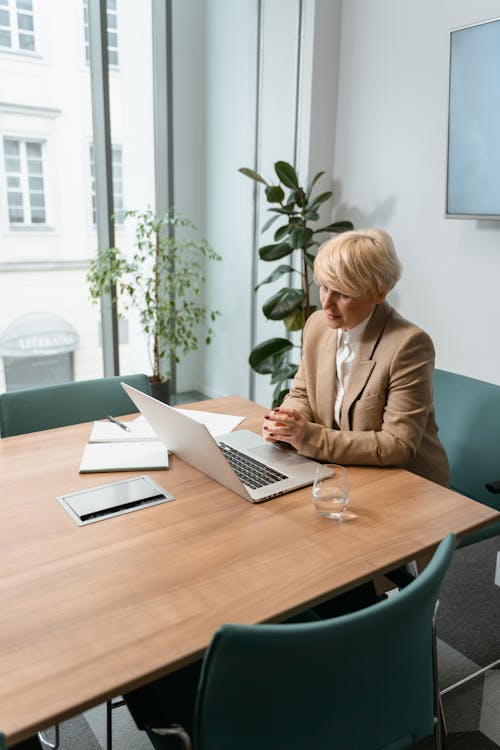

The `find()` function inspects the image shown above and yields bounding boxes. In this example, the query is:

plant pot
[149,379,171,404]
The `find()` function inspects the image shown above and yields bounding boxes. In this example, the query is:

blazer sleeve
[292,326,436,468]
[280,315,317,422]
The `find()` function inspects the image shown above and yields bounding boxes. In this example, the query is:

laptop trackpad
[249,443,313,471]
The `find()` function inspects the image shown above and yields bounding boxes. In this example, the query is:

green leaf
[306,171,325,199]
[274,161,299,189]
[270,361,298,384]
[268,205,300,216]
[314,220,354,234]
[289,226,313,249]
[307,190,332,210]
[304,251,316,270]
[274,224,291,242]
[261,214,281,233]
[304,210,320,221]
[290,188,306,207]
[284,307,304,331]
[262,287,305,320]
[265,185,285,203]
[255,264,294,290]
[249,337,293,374]
[259,242,293,261]
[238,167,268,185]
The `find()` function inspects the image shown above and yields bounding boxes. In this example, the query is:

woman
[263,228,449,487]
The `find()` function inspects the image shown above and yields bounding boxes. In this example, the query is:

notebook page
[89,416,160,443]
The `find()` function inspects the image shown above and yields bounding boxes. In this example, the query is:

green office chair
[0,373,151,438]
[433,369,500,547]
[1,732,43,749]
[0,373,151,750]
[433,369,500,695]
[142,533,456,750]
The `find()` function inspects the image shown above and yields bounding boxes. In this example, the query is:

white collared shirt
[334,312,374,426]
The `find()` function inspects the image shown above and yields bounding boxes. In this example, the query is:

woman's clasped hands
[262,406,307,451]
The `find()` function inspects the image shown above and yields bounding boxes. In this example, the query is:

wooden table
[0,396,498,744]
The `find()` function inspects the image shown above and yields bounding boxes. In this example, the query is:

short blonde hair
[314,228,402,297]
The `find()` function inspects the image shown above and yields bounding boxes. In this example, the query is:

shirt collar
[337,309,375,350]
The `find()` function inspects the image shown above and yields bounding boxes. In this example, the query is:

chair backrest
[193,534,456,750]
[434,369,500,545]
[0,374,151,437]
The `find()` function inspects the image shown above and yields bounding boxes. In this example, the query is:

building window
[83,0,118,68]
[0,0,35,52]
[3,137,46,225]
[90,143,123,225]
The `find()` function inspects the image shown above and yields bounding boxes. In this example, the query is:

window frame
[0,0,37,55]
[2,134,50,228]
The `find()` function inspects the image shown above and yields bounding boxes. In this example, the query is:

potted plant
[239,160,353,406]
[87,208,221,401]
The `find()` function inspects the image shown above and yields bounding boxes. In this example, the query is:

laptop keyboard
[218,442,289,489]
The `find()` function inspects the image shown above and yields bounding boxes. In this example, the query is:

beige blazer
[282,301,449,486]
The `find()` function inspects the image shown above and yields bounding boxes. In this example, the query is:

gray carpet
[419,533,500,749]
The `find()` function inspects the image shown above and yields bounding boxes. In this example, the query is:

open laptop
[122,383,321,503]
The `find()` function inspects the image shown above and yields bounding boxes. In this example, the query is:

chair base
[37,725,60,749]
[441,657,500,696]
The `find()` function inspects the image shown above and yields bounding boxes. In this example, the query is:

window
[83,0,118,67]
[0,0,35,52]
[3,137,46,224]
[89,143,123,225]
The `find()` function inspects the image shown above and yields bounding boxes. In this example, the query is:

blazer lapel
[340,302,392,429]
[316,327,338,427]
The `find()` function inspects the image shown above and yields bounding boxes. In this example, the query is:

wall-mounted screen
[446,17,500,219]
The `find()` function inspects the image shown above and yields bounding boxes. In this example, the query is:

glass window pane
[8,191,23,206]
[28,175,43,190]
[17,12,33,30]
[16,0,33,10]
[26,158,42,174]
[30,193,44,207]
[0,8,9,24]
[4,139,19,156]
[5,156,20,171]
[19,33,35,50]
[0,28,11,47]
[8,208,24,222]
[25,142,41,158]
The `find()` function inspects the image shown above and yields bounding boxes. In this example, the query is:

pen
[106,414,131,432]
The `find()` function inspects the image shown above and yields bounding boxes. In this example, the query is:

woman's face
[319,285,385,330]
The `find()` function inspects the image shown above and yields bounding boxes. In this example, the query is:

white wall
[333,0,500,385]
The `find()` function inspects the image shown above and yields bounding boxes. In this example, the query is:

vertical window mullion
[88,0,119,376]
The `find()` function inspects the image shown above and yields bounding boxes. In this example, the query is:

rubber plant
[239,160,353,406]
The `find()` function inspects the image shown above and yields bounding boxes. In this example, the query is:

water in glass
[312,464,349,519]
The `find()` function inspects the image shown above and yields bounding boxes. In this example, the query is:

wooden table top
[0,395,498,744]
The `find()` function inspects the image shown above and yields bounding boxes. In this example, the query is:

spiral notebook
[79,416,169,473]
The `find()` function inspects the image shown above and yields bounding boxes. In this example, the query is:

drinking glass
[312,464,350,519]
